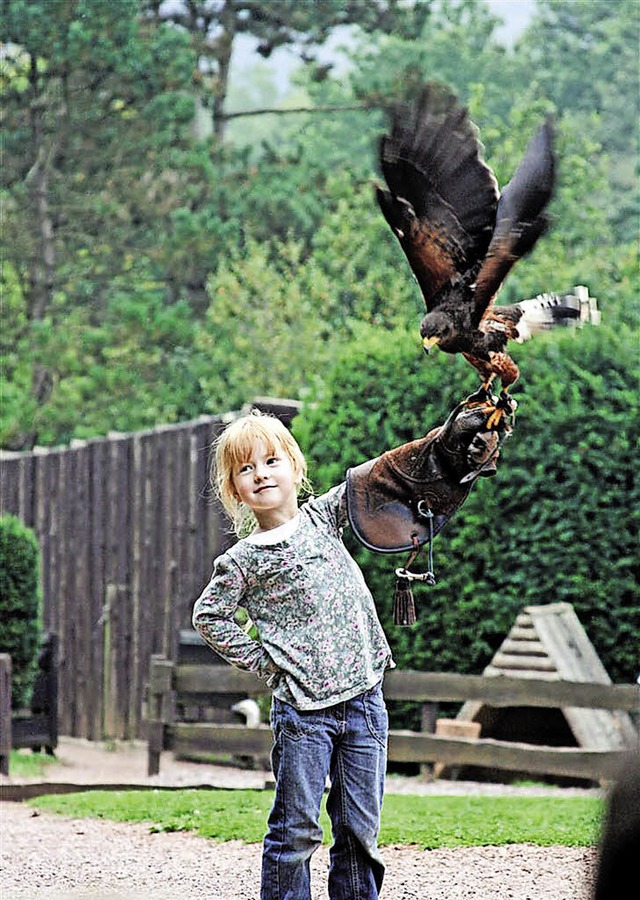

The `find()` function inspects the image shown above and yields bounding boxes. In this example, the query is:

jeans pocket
[362,687,389,748]
[273,699,325,741]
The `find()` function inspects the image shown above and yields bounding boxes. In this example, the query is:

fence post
[46,634,59,753]
[0,655,12,775]
[420,700,438,779]
[146,655,174,776]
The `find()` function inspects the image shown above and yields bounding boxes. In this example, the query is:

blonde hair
[212,410,310,536]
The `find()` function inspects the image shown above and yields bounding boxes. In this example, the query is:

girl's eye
[238,463,253,474]
[266,456,279,465]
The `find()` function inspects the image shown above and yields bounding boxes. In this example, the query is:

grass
[28,789,603,849]
[8,749,60,779]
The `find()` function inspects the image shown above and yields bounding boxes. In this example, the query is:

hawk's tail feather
[514,285,600,342]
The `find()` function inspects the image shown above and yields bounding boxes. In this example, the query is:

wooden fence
[0,416,231,741]
[146,659,640,783]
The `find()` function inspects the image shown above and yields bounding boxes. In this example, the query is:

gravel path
[1,802,597,900]
[1,739,600,899]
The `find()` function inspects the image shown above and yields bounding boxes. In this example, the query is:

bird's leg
[486,389,518,430]
[464,379,498,409]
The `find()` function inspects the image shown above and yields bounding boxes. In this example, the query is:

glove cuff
[346,405,502,553]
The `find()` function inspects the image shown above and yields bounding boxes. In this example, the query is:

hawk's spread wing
[474,119,555,326]
[377,84,499,310]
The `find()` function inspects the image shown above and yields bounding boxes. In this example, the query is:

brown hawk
[376,83,595,427]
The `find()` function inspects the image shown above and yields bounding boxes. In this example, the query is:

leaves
[295,318,639,686]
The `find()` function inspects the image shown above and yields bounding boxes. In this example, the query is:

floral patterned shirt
[192,484,394,709]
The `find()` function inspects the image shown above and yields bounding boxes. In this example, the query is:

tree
[2,0,197,447]
[516,0,639,239]
[144,0,431,139]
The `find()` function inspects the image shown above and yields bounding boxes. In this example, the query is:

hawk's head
[420,310,456,352]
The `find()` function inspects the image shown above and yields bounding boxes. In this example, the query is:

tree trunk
[21,56,67,448]
[211,0,235,143]
[26,65,55,323]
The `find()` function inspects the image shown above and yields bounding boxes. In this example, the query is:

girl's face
[231,439,301,531]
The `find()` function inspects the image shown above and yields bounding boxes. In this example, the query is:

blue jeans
[261,683,388,900]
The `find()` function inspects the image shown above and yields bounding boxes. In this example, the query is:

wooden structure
[0,401,299,744]
[454,603,637,756]
[0,415,231,742]
[0,656,11,776]
[0,636,59,775]
[145,654,639,783]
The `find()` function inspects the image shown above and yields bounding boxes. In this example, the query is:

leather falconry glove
[345,399,512,625]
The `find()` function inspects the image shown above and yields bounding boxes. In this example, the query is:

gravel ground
[1,803,598,900]
[1,739,600,899]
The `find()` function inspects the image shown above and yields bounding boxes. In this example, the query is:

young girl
[192,410,393,900]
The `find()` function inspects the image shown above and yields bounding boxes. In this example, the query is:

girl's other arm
[192,555,279,684]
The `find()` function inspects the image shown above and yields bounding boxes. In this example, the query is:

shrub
[0,515,42,708]
[294,321,639,686]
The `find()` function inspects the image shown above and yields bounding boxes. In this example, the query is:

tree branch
[221,102,379,121]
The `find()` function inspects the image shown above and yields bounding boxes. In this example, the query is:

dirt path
[1,739,600,899]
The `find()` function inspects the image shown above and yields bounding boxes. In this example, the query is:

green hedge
[0,515,42,708]
[294,321,639,686]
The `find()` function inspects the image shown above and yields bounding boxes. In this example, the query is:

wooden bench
[145,651,639,783]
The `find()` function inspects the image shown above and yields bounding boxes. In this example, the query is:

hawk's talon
[497,390,518,416]
[485,407,504,430]
[464,385,499,409]
[485,391,517,430]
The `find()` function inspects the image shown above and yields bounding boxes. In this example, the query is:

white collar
[247,512,301,545]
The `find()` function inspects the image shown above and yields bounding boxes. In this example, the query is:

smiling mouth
[254,485,275,493]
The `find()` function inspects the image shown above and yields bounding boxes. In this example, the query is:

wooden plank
[87,440,106,741]
[174,427,192,629]
[175,665,269,696]
[33,449,53,632]
[509,626,537,640]
[149,656,175,695]
[165,722,628,782]
[45,452,62,682]
[173,665,640,714]
[0,655,11,775]
[170,723,274,757]
[162,429,179,661]
[131,431,148,740]
[111,437,133,740]
[491,653,556,671]
[483,665,560,682]
[0,457,20,520]
[381,670,640,712]
[191,420,211,594]
[18,453,36,528]
[500,639,547,656]
[58,446,75,735]
[204,419,230,566]
[387,731,629,781]
[73,442,92,739]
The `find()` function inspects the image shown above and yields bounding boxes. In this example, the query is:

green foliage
[3,0,637,450]
[294,320,640,685]
[30,788,602,848]
[0,516,42,708]
[516,0,639,241]
[192,237,334,413]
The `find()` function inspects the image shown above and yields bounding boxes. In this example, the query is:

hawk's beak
[422,336,441,354]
